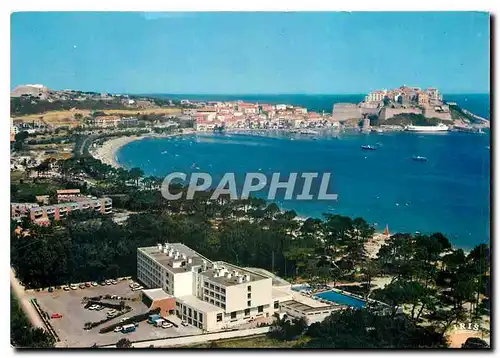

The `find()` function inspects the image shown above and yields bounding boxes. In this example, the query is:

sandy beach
[90,132,188,168]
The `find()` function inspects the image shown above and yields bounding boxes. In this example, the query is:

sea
[117,94,490,249]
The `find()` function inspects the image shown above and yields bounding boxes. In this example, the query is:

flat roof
[142,288,173,301]
[281,299,337,313]
[138,243,209,274]
[200,261,269,287]
[177,295,224,313]
[244,267,291,287]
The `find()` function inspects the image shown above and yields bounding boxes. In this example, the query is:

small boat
[412,156,428,162]
[361,145,376,150]
[161,150,168,154]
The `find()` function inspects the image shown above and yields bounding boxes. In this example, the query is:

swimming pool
[313,290,366,308]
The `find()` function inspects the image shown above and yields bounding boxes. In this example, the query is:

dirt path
[10,268,46,330]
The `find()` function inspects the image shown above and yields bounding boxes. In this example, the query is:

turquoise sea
[118,94,490,249]
[117,130,490,250]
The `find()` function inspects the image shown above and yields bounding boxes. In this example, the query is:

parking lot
[28,280,202,347]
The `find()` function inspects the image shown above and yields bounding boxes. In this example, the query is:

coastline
[90,132,189,168]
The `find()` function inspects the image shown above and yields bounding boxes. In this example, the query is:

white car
[121,317,129,323]
[70,284,78,290]
[91,282,98,287]
[162,323,173,329]
[129,282,136,288]
[181,321,189,327]
[63,286,70,291]
[132,285,144,291]
[114,326,122,332]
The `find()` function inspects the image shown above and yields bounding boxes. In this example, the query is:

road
[10,268,46,330]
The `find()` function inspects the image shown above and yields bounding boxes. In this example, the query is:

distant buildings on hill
[332,85,452,123]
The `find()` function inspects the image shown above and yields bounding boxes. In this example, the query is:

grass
[12,108,182,125]
[187,334,310,348]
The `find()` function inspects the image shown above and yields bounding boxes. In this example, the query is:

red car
[51,313,63,319]
[85,282,91,287]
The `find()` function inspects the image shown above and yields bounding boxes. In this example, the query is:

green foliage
[269,314,307,341]
[10,293,55,348]
[116,338,132,348]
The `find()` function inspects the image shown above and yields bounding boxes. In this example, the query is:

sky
[11,12,490,94]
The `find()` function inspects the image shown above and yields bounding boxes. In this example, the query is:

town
[10,84,490,349]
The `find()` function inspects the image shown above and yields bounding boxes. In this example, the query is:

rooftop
[142,288,174,301]
[200,261,269,287]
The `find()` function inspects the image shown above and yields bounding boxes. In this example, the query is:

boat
[361,145,376,150]
[405,123,449,132]
[412,156,428,162]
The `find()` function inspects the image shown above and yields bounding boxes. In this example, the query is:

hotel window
[230,311,237,319]
[210,284,214,289]
[210,299,214,304]
[221,304,226,309]
[247,301,251,307]
[247,285,251,292]
[176,302,180,307]
[244,309,250,317]
[198,322,203,329]
[183,307,186,314]
[188,308,192,317]
[205,282,209,288]
[204,289,209,295]
[258,305,263,313]
[247,293,251,299]
[217,313,222,322]
[221,288,226,294]
[193,311,197,320]
[188,318,192,324]
[274,301,279,309]
[215,294,220,300]
[199,314,203,322]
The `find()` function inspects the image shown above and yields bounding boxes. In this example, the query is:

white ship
[405,123,449,132]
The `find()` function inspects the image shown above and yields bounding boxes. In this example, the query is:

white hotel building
[137,243,341,332]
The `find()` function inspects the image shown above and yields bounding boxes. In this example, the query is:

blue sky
[11,12,490,94]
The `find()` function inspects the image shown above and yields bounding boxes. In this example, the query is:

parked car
[63,286,70,291]
[85,282,91,287]
[114,326,123,332]
[120,317,129,323]
[111,280,118,285]
[96,306,105,311]
[132,286,144,291]
[129,282,136,288]
[70,284,78,290]
[181,321,189,327]
[79,283,86,289]
[162,322,173,329]
[111,295,118,299]
[48,287,54,293]
[91,282,98,287]
[51,313,63,319]
[105,280,112,285]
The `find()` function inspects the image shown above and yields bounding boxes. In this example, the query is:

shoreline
[90,132,189,168]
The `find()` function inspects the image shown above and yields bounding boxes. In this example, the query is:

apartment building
[137,243,294,332]
[11,197,112,224]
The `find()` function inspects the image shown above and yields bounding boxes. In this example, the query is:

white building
[137,243,298,332]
